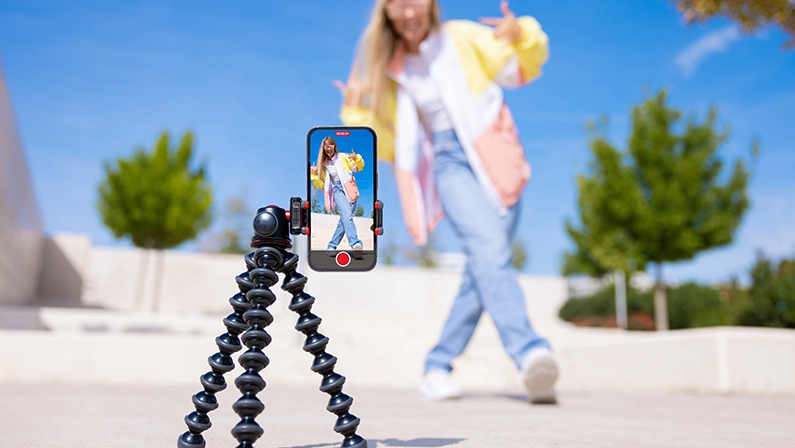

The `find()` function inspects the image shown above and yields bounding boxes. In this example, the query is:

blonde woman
[311,136,365,258]
[335,0,558,403]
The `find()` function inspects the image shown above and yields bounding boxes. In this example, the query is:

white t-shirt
[326,161,340,183]
[402,53,454,134]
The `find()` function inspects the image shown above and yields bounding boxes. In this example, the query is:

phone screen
[307,127,377,271]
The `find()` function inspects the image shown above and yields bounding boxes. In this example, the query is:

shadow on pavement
[461,391,564,406]
[283,437,465,448]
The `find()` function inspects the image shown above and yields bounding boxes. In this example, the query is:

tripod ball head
[253,207,279,236]
[251,206,292,249]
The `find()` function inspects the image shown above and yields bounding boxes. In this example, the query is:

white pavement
[310,213,374,251]
[1,384,794,448]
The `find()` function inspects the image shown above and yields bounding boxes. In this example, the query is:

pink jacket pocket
[473,104,531,207]
[344,176,360,203]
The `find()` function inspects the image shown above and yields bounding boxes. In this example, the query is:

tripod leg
[178,271,254,448]
[278,251,368,448]
[230,248,280,448]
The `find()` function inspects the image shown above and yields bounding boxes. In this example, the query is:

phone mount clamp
[177,198,373,448]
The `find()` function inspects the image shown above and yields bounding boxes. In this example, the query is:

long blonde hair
[316,136,338,182]
[358,0,442,124]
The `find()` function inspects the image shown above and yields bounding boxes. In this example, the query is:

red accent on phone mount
[373,200,384,236]
[288,197,310,236]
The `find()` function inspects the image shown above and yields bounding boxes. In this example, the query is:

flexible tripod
[178,199,376,448]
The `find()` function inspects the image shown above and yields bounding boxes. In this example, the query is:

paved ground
[1,385,793,448]
[310,213,374,251]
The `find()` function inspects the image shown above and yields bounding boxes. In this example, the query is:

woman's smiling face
[324,139,337,157]
[386,0,433,51]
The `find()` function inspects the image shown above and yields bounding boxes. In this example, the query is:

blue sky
[0,0,793,283]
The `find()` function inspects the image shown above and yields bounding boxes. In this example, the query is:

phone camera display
[307,127,377,271]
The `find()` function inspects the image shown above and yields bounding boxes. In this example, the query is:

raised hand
[333,78,371,108]
[310,166,319,175]
[479,1,522,43]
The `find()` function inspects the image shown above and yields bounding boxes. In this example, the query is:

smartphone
[307,126,378,271]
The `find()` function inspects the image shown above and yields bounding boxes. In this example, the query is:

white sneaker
[520,347,559,404]
[352,243,363,259]
[418,369,461,401]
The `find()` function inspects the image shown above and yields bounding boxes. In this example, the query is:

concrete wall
[37,233,91,306]
[0,63,43,305]
[3,238,794,394]
[1,318,793,395]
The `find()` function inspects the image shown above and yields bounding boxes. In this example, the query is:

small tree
[676,0,795,48]
[511,239,528,270]
[562,121,648,329]
[565,90,752,330]
[563,126,648,278]
[406,234,438,268]
[354,204,365,217]
[379,239,399,265]
[311,188,324,214]
[97,130,213,311]
[215,192,251,255]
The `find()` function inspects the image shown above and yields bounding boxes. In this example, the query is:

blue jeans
[424,130,550,373]
[328,179,363,250]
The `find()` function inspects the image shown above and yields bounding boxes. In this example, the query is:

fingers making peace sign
[479,1,522,43]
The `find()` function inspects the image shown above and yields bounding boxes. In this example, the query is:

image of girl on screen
[310,136,365,259]
[333,0,558,403]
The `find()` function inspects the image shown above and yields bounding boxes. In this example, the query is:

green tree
[511,239,528,270]
[562,125,647,279]
[310,191,324,214]
[406,234,438,268]
[97,130,213,311]
[379,239,399,265]
[564,90,752,330]
[676,0,795,48]
[354,204,365,217]
[215,192,251,254]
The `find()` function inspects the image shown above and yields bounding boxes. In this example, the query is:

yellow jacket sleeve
[339,81,398,163]
[446,17,549,91]
[310,170,324,190]
[511,16,549,84]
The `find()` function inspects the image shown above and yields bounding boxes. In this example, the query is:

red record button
[335,251,351,267]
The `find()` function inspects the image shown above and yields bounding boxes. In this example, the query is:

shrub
[559,282,729,330]
[665,283,726,329]
[735,254,795,328]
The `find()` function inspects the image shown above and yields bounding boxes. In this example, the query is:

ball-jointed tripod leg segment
[229,248,281,448]
[177,271,255,448]
[278,251,367,448]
